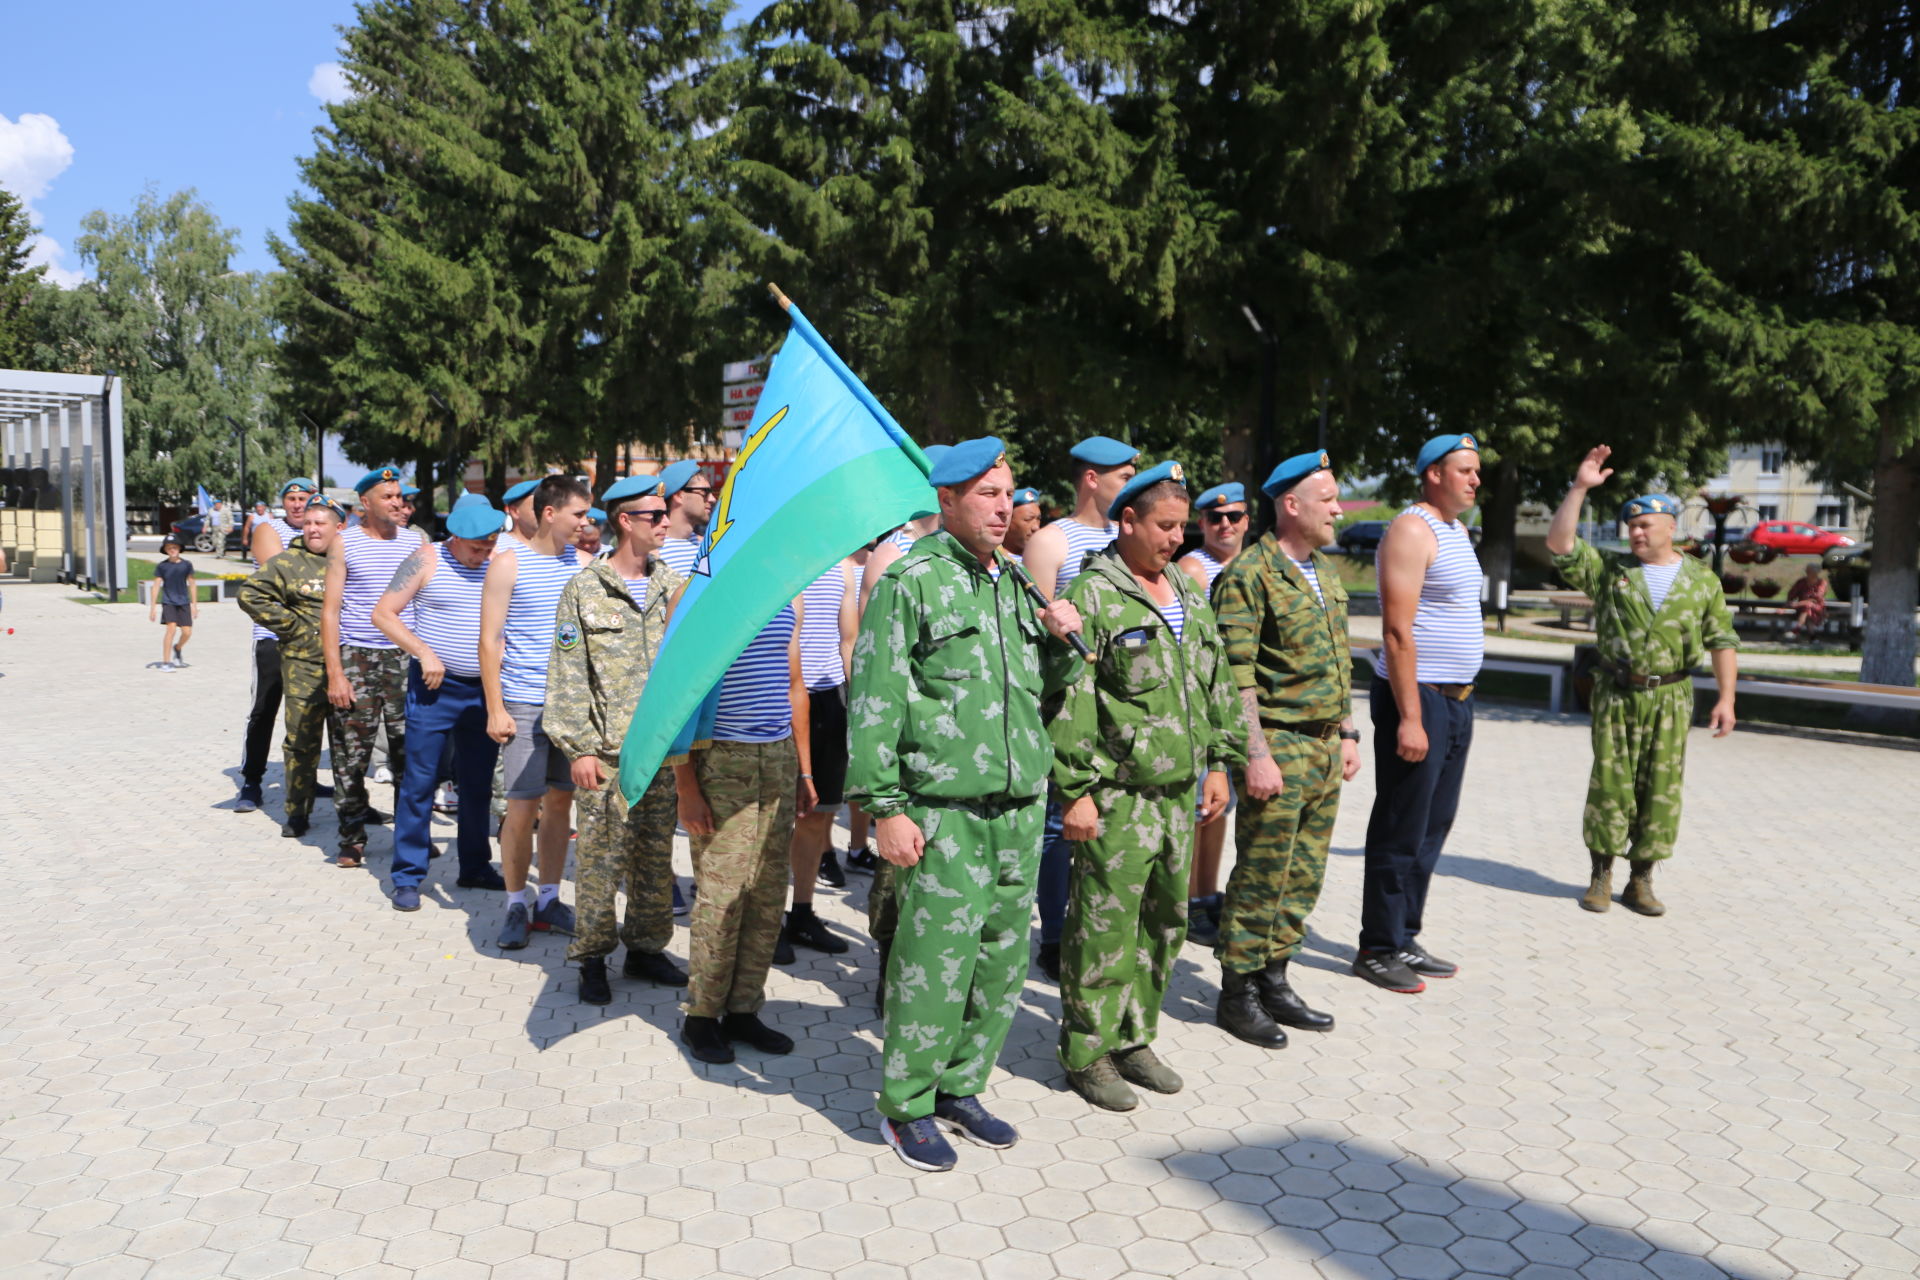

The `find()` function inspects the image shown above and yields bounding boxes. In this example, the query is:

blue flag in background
[195,484,213,515]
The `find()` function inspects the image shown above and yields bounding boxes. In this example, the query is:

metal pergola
[1,369,129,600]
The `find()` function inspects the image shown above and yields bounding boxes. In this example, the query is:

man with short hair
[1355,433,1484,993]
[654,460,713,577]
[323,468,427,869]
[481,475,592,948]
[1013,435,1138,982]
[574,507,606,559]
[850,437,1083,1173]
[236,478,318,813]
[1004,487,1042,561]
[546,476,692,1000]
[372,494,510,911]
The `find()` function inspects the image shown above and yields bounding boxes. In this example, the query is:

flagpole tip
[767,282,792,312]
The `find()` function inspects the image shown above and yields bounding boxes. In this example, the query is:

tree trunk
[1859,433,1919,688]
[486,457,507,506]
[594,425,619,497]
[1222,373,1262,536]
[1478,454,1519,602]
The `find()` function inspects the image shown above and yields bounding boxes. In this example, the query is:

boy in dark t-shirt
[149,539,198,670]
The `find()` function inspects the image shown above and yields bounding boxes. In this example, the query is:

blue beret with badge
[601,475,661,505]
[1108,460,1188,519]
[307,496,349,522]
[658,459,703,499]
[445,494,503,540]
[1414,432,1481,476]
[279,476,318,497]
[1070,435,1140,468]
[1262,450,1332,498]
[1620,493,1681,522]
[502,479,539,504]
[1011,486,1041,507]
[354,466,402,495]
[1194,482,1245,510]
[927,437,1008,488]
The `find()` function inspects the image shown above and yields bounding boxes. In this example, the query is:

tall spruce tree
[0,186,47,369]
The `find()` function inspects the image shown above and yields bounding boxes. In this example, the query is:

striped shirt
[656,535,701,578]
[1641,559,1682,611]
[1186,547,1230,592]
[339,524,425,648]
[500,541,582,703]
[1052,517,1117,596]
[1157,593,1185,643]
[799,564,850,690]
[251,517,305,642]
[411,544,490,678]
[1372,507,1484,683]
[711,604,796,743]
[1290,555,1325,607]
[623,576,651,612]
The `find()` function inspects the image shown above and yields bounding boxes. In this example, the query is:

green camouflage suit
[1554,541,1737,862]
[849,532,1079,1122]
[1050,546,1242,1072]
[544,557,686,963]
[237,541,340,824]
[1212,537,1353,975]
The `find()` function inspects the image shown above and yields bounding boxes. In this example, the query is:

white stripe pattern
[1157,593,1185,643]
[655,536,701,578]
[1052,517,1117,596]
[711,605,796,744]
[500,541,581,703]
[1188,547,1229,592]
[339,525,425,649]
[251,517,306,642]
[799,564,849,690]
[412,544,490,678]
[1290,555,1325,607]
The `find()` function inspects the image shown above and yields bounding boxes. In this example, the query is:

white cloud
[309,62,353,105]
[0,111,83,287]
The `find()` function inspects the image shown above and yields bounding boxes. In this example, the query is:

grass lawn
[70,556,243,605]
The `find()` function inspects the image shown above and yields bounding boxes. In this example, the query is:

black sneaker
[281,817,309,838]
[456,867,508,890]
[818,849,846,889]
[578,957,612,1005]
[1186,896,1221,948]
[498,902,532,951]
[365,809,390,826]
[786,911,850,955]
[623,950,689,987]
[721,1011,794,1055]
[1036,942,1062,983]
[847,847,880,874]
[235,784,263,814]
[1398,942,1458,979]
[1351,949,1425,994]
[682,1015,734,1064]
[881,1114,958,1172]
[532,897,576,936]
[315,783,334,798]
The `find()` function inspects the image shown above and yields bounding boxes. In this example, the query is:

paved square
[2,581,1916,1279]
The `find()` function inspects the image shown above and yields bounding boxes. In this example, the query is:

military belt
[1275,720,1344,741]
[1419,682,1475,702]
[1598,661,1691,691]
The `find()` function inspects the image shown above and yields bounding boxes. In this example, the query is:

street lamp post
[1240,304,1279,534]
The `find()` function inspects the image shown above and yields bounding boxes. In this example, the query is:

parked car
[168,515,245,556]
[1744,520,1855,556]
[1337,521,1388,556]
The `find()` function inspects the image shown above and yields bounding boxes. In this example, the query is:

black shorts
[807,685,849,807]
[160,603,193,626]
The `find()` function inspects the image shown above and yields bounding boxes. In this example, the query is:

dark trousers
[242,638,282,786]
[392,665,499,887]
[1036,796,1070,946]
[1360,677,1475,953]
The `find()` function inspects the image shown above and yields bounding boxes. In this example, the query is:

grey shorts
[160,603,193,626]
[502,701,575,799]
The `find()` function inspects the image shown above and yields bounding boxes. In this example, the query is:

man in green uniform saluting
[849,436,1083,1173]
[1546,445,1738,916]
[1050,461,1242,1111]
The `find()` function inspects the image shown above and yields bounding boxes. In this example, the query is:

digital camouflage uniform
[1050,547,1242,1072]
[1212,537,1353,975]
[849,532,1079,1122]
[237,541,340,825]
[1553,541,1737,861]
[543,557,686,963]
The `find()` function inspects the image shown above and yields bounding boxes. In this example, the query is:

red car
[1746,520,1855,556]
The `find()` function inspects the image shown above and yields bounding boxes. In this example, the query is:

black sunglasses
[679,485,713,498]
[1203,509,1247,524]
[623,509,669,525]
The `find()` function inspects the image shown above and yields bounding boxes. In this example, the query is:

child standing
[150,539,198,669]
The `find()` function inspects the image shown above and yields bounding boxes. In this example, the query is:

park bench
[1550,593,1593,630]
[1697,671,1920,712]
[1351,646,1571,715]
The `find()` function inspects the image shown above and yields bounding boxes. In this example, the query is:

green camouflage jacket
[237,540,331,665]
[544,557,685,765]
[1553,540,1737,674]
[1214,535,1353,728]
[1050,546,1243,799]
[848,530,1080,818]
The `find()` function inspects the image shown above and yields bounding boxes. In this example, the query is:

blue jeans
[1359,677,1475,953]
[392,665,500,888]
[1036,796,1071,946]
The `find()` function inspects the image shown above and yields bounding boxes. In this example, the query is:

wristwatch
[1338,728,1362,743]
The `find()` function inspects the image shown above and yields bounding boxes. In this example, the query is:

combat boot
[1580,853,1614,913]
[1217,969,1288,1049]
[1257,958,1335,1032]
[1622,861,1665,916]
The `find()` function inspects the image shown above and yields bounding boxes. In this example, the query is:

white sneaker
[159,662,176,671]
[433,784,458,813]
[372,764,394,785]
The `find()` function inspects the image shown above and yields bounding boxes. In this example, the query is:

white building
[1691,443,1865,538]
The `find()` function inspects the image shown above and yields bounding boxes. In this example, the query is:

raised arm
[1547,445,1614,557]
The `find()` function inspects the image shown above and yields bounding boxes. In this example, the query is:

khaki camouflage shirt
[544,557,685,766]
[848,530,1080,818]
[1553,540,1737,674]
[1214,535,1353,728]
[237,540,331,665]
[1050,546,1244,800]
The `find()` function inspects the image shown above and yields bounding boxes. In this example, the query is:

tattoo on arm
[384,547,427,596]
[1240,688,1271,760]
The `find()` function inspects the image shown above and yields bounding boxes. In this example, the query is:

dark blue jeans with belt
[1359,677,1475,954]
[392,665,500,888]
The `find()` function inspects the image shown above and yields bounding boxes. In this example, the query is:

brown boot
[1580,853,1614,913]
[1621,860,1665,916]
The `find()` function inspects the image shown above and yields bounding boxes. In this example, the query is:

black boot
[578,957,611,1006]
[681,1016,735,1064]
[1217,970,1288,1049]
[1257,958,1335,1032]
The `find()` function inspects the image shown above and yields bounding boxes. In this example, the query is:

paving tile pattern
[2,582,1917,1278]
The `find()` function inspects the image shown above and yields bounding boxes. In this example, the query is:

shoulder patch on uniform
[556,622,580,650]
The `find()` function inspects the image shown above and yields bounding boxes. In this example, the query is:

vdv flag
[617,294,935,804]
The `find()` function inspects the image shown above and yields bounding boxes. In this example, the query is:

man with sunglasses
[654,459,714,578]
[1178,482,1251,946]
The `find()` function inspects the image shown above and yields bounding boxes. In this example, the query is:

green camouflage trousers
[878,794,1045,1122]
[685,738,797,1018]
[335,645,408,851]
[281,658,341,824]
[569,763,677,963]
[1217,731,1342,975]
[1059,785,1194,1071]
[1586,680,1692,863]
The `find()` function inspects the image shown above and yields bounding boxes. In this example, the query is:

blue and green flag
[617,299,934,804]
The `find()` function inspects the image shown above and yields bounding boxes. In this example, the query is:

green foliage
[0,186,47,369]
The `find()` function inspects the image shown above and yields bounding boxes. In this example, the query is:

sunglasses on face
[1203,509,1247,524]
[680,485,713,498]
[623,509,669,525]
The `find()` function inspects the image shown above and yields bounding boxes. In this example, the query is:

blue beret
[354,466,402,495]
[446,495,504,540]
[1414,432,1481,476]
[400,484,420,498]
[1011,487,1041,507]
[601,475,662,505]
[307,496,349,521]
[1070,435,1140,468]
[1108,460,1189,519]
[927,437,1008,488]
[1263,450,1333,498]
[502,479,539,504]
[1620,494,1681,522]
[659,460,703,498]
[922,444,953,478]
[584,507,606,523]
[279,477,318,497]
[1194,482,1245,510]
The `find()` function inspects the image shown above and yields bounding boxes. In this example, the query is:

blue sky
[3,1,773,284]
